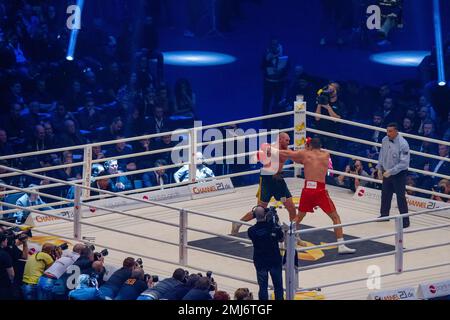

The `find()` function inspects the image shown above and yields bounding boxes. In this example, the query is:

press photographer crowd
[0,224,257,300]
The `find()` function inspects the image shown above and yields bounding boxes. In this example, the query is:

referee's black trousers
[380,170,410,228]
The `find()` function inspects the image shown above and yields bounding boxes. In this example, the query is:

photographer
[36,243,84,300]
[1,226,30,299]
[0,232,14,300]
[336,160,370,192]
[247,206,284,300]
[431,179,450,203]
[182,276,215,301]
[160,273,200,300]
[137,268,186,300]
[115,268,152,300]
[97,257,136,300]
[22,243,60,300]
[315,83,344,164]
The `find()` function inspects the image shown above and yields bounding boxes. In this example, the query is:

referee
[376,123,410,228]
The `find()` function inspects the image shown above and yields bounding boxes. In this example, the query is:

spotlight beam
[433,0,446,86]
[66,0,84,61]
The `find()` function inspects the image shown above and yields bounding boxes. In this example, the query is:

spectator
[261,37,289,128]
[234,287,254,300]
[401,117,417,136]
[25,124,48,152]
[143,159,169,188]
[365,112,384,160]
[146,106,172,137]
[0,232,15,300]
[105,136,136,172]
[174,78,196,118]
[182,276,215,301]
[134,138,155,172]
[0,129,14,156]
[156,84,174,115]
[420,144,450,190]
[92,144,106,161]
[440,111,450,140]
[23,101,42,128]
[381,97,400,127]
[153,134,176,166]
[42,121,58,149]
[137,268,186,300]
[419,95,438,122]
[59,119,86,147]
[88,170,113,197]
[115,268,152,300]
[64,80,84,112]
[14,184,53,224]
[104,159,133,192]
[417,106,431,136]
[98,117,124,142]
[247,206,284,300]
[50,102,77,135]
[0,103,27,140]
[160,273,200,300]
[77,98,103,132]
[124,107,147,138]
[406,175,418,196]
[22,243,59,300]
[97,257,137,300]
[174,152,215,183]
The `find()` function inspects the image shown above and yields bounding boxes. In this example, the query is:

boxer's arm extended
[278,149,305,164]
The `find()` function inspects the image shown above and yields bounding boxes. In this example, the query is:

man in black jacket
[247,206,284,300]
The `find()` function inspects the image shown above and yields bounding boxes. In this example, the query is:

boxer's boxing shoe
[338,244,356,254]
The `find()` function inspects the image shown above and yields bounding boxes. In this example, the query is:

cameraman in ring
[247,206,284,300]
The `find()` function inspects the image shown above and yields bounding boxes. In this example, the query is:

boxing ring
[1,105,449,299]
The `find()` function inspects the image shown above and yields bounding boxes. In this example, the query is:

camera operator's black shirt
[248,222,284,269]
[101,267,132,295]
[115,278,148,300]
[316,102,341,134]
[0,248,13,287]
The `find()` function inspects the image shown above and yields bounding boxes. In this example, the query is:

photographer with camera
[137,267,186,300]
[315,83,344,165]
[0,225,30,299]
[336,160,370,192]
[0,232,15,299]
[160,273,200,300]
[97,257,137,300]
[22,243,60,300]
[115,268,153,300]
[36,243,82,300]
[182,274,216,300]
[431,179,450,203]
[247,206,284,300]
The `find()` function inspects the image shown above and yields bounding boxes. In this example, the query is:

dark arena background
[0,0,449,306]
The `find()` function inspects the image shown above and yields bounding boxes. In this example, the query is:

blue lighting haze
[370,51,430,67]
[162,51,236,66]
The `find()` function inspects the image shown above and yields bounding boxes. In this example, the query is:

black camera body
[2,227,32,246]
[317,86,333,106]
[206,271,216,292]
[432,185,446,194]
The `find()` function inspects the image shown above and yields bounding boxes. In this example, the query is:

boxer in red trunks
[274,137,355,254]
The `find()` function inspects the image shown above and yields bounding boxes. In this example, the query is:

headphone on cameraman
[252,205,268,219]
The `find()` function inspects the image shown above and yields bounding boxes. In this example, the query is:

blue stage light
[162,51,236,66]
[433,0,446,87]
[370,51,430,67]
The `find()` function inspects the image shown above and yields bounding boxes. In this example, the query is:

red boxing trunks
[298,180,336,214]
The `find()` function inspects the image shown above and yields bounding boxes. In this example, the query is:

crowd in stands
[0,1,449,226]
[0,229,253,300]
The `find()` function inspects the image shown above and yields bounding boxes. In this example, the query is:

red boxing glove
[260,143,271,154]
